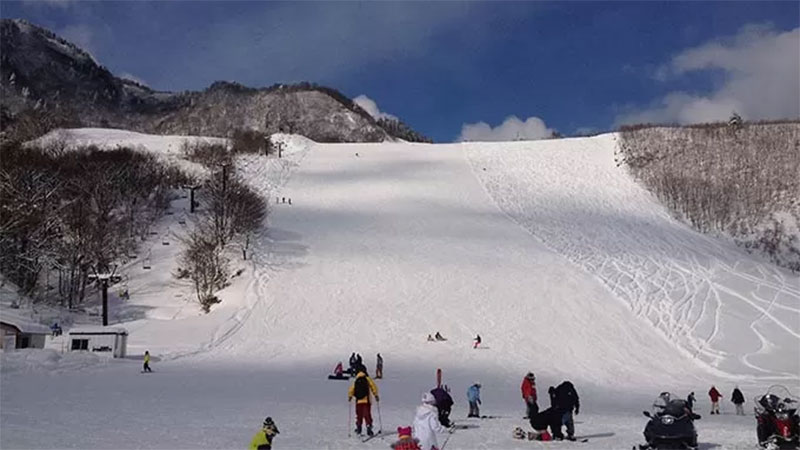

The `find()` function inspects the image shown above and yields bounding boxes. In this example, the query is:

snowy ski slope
[2,129,799,450]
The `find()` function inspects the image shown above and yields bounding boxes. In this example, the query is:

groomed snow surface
[2,129,798,449]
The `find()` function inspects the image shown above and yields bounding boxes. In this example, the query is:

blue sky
[4,1,799,142]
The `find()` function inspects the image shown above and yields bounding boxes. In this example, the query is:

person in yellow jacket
[348,369,379,436]
[249,417,279,450]
[143,351,152,373]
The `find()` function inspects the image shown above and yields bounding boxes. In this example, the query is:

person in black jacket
[731,386,746,416]
[686,392,696,411]
[552,381,580,441]
[430,385,454,427]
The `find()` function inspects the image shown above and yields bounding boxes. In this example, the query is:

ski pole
[348,400,352,438]
[376,399,383,433]
[441,427,454,450]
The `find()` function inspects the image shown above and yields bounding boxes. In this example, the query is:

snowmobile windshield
[756,385,799,413]
[652,393,687,417]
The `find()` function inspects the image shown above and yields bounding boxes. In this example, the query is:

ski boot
[367,425,374,437]
[354,426,362,435]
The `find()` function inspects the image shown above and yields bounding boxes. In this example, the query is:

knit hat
[422,392,436,405]
[397,426,412,439]
[262,417,279,434]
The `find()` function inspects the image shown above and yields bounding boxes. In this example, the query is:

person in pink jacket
[708,385,722,414]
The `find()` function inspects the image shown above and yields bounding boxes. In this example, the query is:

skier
[521,372,538,419]
[731,386,745,416]
[686,392,696,410]
[249,416,279,450]
[430,384,454,427]
[552,380,580,441]
[467,383,481,417]
[348,368,379,436]
[143,350,152,373]
[427,334,435,342]
[413,392,446,450]
[390,426,421,450]
[376,353,384,379]
[355,353,363,369]
[473,334,481,349]
[708,385,722,414]
[434,332,445,341]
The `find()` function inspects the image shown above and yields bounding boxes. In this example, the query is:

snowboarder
[249,416,279,450]
[528,407,558,441]
[473,334,481,349]
[552,380,580,441]
[708,385,722,414]
[430,385,454,427]
[521,372,538,419]
[413,392,446,450]
[143,350,152,372]
[348,369,379,436]
[390,426,421,450]
[328,362,348,380]
[686,392,696,410]
[427,334,435,342]
[467,383,481,417]
[731,386,745,415]
[375,353,383,379]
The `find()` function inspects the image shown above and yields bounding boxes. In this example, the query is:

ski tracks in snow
[464,134,800,380]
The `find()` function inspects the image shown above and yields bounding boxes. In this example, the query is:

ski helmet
[262,417,279,434]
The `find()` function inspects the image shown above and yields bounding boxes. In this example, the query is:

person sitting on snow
[413,393,446,450]
[427,334,435,342]
[434,332,446,341]
[249,416,279,450]
[391,426,421,450]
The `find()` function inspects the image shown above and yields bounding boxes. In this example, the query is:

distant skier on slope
[473,334,481,349]
[427,334,435,342]
[348,368,379,436]
[521,372,537,419]
[467,383,482,417]
[686,392,696,410]
[731,386,745,415]
[413,393,447,450]
[430,385,454,427]
[249,416,279,450]
[143,351,152,373]
[434,332,446,341]
[708,385,722,414]
[376,353,384,379]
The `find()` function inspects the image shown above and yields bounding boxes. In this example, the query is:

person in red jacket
[708,385,722,414]
[521,372,538,419]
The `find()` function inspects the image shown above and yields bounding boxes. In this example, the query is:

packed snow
[2,130,798,449]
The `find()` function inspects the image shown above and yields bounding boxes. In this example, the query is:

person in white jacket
[413,392,447,450]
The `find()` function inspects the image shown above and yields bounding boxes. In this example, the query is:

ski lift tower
[88,265,122,326]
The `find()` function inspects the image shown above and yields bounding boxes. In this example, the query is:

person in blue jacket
[467,383,482,417]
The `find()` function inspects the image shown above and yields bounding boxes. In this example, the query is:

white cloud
[353,95,397,121]
[458,115,555,142]
[617,24,800,125]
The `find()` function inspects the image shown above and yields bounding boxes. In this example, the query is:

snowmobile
[755,385,800,449]
[636,393,700,450]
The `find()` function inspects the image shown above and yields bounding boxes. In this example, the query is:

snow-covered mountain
[0,19,427,143]
[2,129,797,449]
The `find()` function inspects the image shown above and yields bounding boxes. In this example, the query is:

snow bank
[0,348,108,374]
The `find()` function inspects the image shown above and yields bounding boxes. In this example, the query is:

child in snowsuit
[391,426,421,450]
[430,385,454,427]
[521,372,537,419]
[413,392,446,450]
[731,387,745,415]
[708,386,722,414]
[249,417,279,450]
[467,383,481,417]
[143,351,152,372]
[348,370,379,436]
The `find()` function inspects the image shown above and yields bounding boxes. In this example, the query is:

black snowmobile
[636,393,700,450]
